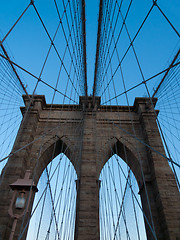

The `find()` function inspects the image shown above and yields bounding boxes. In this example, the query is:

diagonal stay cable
[35,140,59,240]
[102,60,180,104]
[113,170,131,240]
[152,48,180,98]
[113,154,158,239]
[0,53,78,103]
[17,146,69,239]
[0,2,32,44]
[100,2,156,97]
[106,158,132,239]
[44,167,61,240]
[154,1,180,38]
[31,2,80,96]
[0,43,29,96]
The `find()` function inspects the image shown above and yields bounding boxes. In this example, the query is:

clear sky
[0,0,179,103]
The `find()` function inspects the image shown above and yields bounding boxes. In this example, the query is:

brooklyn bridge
[0,0,179,239]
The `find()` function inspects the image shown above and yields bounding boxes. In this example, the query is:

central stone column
[75,97,100,240]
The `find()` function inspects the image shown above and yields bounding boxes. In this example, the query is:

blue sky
[0,0,179,103]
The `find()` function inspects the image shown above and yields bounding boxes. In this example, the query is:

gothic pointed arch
[28,134,79,184]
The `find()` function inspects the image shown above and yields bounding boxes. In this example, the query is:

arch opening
[100,137,145,186]
[99,154,148,240]
[26,153,77,240]
[32,136,78,184]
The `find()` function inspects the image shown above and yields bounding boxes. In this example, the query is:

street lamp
[8,170,38,240]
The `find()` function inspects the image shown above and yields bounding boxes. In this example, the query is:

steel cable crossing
[0,0,179,240]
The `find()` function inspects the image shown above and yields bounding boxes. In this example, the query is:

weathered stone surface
[0,95,179,240]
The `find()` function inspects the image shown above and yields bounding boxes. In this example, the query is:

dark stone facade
[0,95,179,239]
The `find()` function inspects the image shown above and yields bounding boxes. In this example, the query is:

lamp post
[8,170,38,240]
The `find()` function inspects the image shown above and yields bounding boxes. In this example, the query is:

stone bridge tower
[0,95,179,240]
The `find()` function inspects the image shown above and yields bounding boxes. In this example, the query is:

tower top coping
[21,95,158,112]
